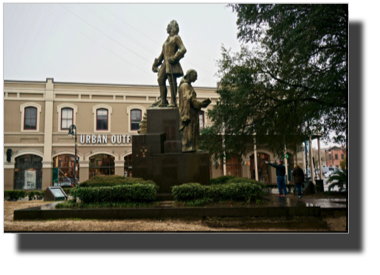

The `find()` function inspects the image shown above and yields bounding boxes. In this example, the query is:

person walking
[265,160,287,197]
[292,163,305,198]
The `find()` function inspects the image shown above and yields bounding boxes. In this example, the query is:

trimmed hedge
[28,191,44,200]
[172,182,265,202]
[62,188,73,195]
[4,190,26,201]
[209,175,235,185]
[72,184,158,203]
[79,175,158,189]
[225,177,265,188]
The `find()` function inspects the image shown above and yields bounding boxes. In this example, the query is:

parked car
[324,171,334,178]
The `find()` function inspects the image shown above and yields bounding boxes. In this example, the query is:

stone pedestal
[132,108,210,193]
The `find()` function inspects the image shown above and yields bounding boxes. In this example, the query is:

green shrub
[225,177,265,188]
[210,175,235,185]
[62,188,72,195]
[27,191,44,200]
[78,175,158,189]
[72,184,158,203]
[172,182,265,203]
[4,190,26,201]
[171,183,207,201]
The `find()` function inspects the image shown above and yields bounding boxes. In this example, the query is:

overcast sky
[4,3,240,88]
[3,2,347,148]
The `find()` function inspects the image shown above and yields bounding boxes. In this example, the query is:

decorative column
[309,136,314,184]
[4,160,15,190]
[284,144,288,183]
[302,143,306,171]
[222,125,226,176]
[318,137,323,179]
[254,138,258,181]
[115,160,125,176]
[79,160,89,183]
[42,78,54,190]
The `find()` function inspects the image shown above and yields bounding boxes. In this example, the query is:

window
[335,154,338,160]
[225,154,242,177]
[89,154,115,179]
[20,103,42,132]
[92,104,112,132]
[341,154,344,159]
[24,107,37,130]
[131,109,142,131]
[53,155,79,185]
[57,104,78,132]
[249,153,270,183]
[199,111,205,130]
[14,154,43,190]
[96,109,108,130]
[61,108,73,130]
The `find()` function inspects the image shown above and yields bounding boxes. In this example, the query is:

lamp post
[68,125,78,187]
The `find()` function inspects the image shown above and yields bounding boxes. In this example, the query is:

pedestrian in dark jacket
[292,164,305,198]
[265,160,287,197]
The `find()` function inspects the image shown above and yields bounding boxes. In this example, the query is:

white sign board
[24,170,36,190]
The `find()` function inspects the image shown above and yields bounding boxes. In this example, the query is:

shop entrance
[221,154,242,177]
[14,154,43,190]
[250,153,271,184]
[53,154,79,186]
[89,154,115,179]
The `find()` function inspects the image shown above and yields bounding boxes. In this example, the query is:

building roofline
[4,78,217,90]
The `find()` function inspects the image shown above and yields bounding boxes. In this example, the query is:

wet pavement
[266,194,347,208]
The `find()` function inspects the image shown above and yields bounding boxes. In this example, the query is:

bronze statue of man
[152,20,186,107]
[178,69,211,152]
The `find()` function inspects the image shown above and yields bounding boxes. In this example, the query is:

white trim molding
[92,104,113,133]
[11,149,44,163]
[126,105,146,133]
[51,150,84,160]
[120,151,132,160]
[114,160,125,168]
[20,102,42,133]
[85,150,119,161]
[57,103,78,133]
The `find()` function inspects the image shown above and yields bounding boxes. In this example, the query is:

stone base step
[156,193,174,201]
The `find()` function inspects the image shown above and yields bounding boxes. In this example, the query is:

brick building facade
[325,146,347,169]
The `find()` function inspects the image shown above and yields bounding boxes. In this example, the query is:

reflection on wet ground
[15,194,346,212]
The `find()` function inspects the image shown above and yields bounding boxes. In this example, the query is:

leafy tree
[201,4,347,163]
[340,156,347,169]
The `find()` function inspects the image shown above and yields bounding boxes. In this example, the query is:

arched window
[61,108,73,130]
[250,153,271,183]
[14,154,43,190]
[225,154,242,177]
[89,154,115,179]
[199,111,205,130]
[24,107,37,130]
[131,109,142,131]
[53,155,79,186]
[96,109,108,130]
